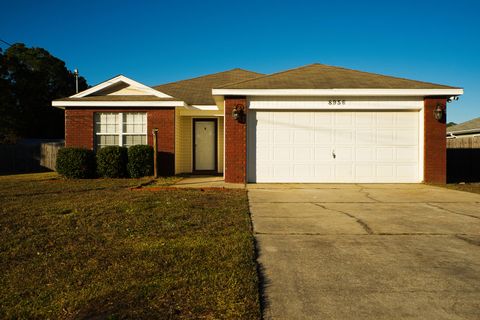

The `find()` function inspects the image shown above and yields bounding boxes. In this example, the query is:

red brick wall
[424,98,447,184]
[224,97,247,183]
[65,109,94,149]
[64,108,175,176]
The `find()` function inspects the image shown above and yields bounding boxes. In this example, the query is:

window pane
[96,135,118,148]
[123,112,146,133]
[123,135,146,147]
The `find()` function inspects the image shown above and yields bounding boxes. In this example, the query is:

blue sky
[1,0,479,123]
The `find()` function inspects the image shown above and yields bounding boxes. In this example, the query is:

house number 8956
[328,100,346,105]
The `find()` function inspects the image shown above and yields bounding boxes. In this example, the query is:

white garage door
[247,111,421,183]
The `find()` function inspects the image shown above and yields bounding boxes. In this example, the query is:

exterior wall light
[232,104,246,123]
[433,104,444,121]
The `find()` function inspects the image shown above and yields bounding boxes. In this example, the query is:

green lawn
[0,173,260,319]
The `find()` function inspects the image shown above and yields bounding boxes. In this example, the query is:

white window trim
[95,112,148,148]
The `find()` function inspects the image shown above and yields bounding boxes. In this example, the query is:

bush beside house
[56,145,154,179]
[96,146,128,178]
[128,145,154,178]
[56,148,96,179]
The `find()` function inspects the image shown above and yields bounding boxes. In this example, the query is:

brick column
[424,97,447,184]
[224,96,247,183]
[147,108,175,176]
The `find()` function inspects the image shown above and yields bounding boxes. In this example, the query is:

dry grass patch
[443,183,480,195]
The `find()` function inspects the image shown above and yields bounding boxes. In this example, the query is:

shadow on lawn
[253,236,271,320]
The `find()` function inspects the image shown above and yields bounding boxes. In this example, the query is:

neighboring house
[52,64,463,184]
[447,117,480,138]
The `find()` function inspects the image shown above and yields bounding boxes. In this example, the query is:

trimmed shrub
[56,147,96,179]
[127,145,154,178]
[96,146,128,178]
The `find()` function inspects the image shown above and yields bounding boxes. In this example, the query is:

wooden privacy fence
[447,136,480,183]
[0,140,64,175]
[40,142,64,171]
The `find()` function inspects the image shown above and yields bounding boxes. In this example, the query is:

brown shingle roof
[219,63,459,90]
[154,68,263,105]
[447,117,480,133]
[54,95,178,102]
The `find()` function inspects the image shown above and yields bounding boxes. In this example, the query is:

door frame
[192,118,218,173]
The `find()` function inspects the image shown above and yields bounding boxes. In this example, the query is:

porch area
[175,109,224,175]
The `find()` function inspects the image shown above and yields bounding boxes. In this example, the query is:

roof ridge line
[152,68,263,88]
[217,63,320,88]
[217,63,460,89]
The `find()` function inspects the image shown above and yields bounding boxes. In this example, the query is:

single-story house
[447,117,480,138]
[52,63,463,184]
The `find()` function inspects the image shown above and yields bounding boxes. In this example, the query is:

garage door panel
[397,165,418,179]
[376,113,395,127]
[396,147,418,161]
[257,147,272,161]
[294,130,314,144]
[356,147,375,161]
[335,130,354,144]
[315,129,333,144]
[273,165,292,178]
[376,147,395,161]
[315,147,333,161]
[294,112,313,127]
[356,164,375,178]
[335,165,354,179]
[315,164,334,178]
[294,147,313,161]
[335,147,354,161]
[377,130,395,144]
[273,147,293,161]
[335,113,354,127]
[395,129,417,145]
[294,164,314,177]
[355,112,375,127]
[396,112,418,127]
[274,130,292,144]
[314,113,333,126]
[256,129,272,144]
[356,129,376,145]
[377,165,394,178]
[248,110,420,183]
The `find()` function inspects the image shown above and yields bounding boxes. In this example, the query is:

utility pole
[74,69,79,93]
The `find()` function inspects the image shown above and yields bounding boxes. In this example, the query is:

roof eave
[212,88,464,97]
[52,100,187,108]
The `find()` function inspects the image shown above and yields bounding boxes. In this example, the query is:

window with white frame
[94,112,147,149]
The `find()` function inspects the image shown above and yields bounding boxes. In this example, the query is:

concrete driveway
[248,184,480,320]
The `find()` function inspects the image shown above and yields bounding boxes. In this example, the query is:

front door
[194,119,217,171]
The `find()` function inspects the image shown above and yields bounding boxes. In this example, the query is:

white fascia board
[212,88,464,97]
[248,105,422,110]
[71,75,172,98]
[52,100,186,107]
[447,128,480,135]
[190,105,219,110]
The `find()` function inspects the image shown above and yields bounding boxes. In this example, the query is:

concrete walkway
[171,176,244,189]
[248,184,480,320]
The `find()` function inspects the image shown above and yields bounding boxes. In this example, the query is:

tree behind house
[0,44,88,143]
